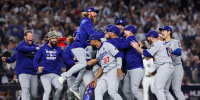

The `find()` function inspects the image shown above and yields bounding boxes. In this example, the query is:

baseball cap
[159,25,172,33]
[145,30,158,38]
[86,7,99,13]
[48,28,58,40]
[89,34,101,41]
[124,25,136,34]
[116,20,126,26]
[106,24,120,35]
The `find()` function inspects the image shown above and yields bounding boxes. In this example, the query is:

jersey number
[103,57,109,64]
[166,47,170,57]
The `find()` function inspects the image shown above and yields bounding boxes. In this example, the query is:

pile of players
[2,7,185,100]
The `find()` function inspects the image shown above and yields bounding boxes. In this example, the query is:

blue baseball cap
[86,7,99,13]
[106,24,120,35]
[89,34,101,41]
[116,20,126,26]
[124,25,136,34]
[159,26,172,33]
[73,31,78,37]
[145,30,158,38]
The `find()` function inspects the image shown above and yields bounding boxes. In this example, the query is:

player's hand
[1,57,6,62]
[167,46,172,54]
[148,72,152,76]
[90,78,97,88]
[117,69,124,80]
[38,67,44,73]
[138,41,143,48]
[36,47,40,50]
[131,41,139,49]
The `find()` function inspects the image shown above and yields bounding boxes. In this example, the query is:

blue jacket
[72,17,99,48]
[119,36,143,70]
[33,43,69,75]
[13,40,38,76]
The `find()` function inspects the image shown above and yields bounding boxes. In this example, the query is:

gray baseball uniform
[95,42,122,100]
[146,40,175,100]
[164,39,185,100]
[71,46,96,99]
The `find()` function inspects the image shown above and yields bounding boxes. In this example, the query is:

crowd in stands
[0,0,200,86]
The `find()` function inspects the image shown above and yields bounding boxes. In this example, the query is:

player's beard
[50,41,57,48]
[92,45,97,50]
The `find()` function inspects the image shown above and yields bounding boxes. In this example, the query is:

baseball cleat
[58,77,64,85]
[70,88,81,100]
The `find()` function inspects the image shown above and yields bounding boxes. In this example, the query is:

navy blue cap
[116,20,126,26]
[89,34,101,41]
[124,25,136,34]
[86,7,99,13]
[73,31,78,37]
[145,30,158,38]
[106,24,120,35]
[159,26,172,33]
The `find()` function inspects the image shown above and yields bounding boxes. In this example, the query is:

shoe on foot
[70,88,81,100]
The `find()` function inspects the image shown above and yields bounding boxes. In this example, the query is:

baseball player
[2,30,39,100]
[89,34,123,100]
[142,52,156,100]
[105,24,124,79]
[118,25,144,100]
[64,32,80,100]
[159,26,185,100]
[58,7,100,86]
[33,28,71,100]
[131,30,175,100]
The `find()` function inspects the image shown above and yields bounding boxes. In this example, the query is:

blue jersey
[107,38,124,59]
[72,17,99,48]
[34,43,69,75]
[15,40,38,76]
[119,36,143,70]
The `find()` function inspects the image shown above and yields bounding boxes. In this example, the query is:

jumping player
[58,7,100,86]
[131,30,175,100]
[159,26,185,100]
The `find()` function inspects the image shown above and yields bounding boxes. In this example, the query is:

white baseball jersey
[164,39,182,65]
[146,40,172,66]
[143,58,156,76]
[96,42,119,72]
[85,46,96,60]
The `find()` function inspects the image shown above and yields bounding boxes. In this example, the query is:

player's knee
[44,87,51,95]
[108,89,118,97]
[79,60,87,67]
